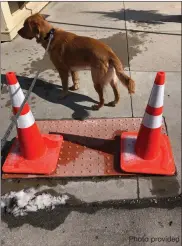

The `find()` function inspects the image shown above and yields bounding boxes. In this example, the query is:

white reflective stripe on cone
[142,112,162,129]
[9,83,25,107]
[17,111,35,128]
[148,84,164,108]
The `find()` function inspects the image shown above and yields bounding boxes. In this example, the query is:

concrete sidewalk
[1,1,181,207]
[1,207,181,246]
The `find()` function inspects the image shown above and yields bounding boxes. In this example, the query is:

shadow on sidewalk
[1,74,97,120]
[81,9,182,25]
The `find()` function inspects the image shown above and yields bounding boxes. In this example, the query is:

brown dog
[18,13,135,110]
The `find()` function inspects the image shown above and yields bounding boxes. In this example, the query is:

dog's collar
[44,28,55,40]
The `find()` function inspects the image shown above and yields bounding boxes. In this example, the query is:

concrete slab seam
[137,177,140,199]
[123,1,134,117]
[65,194,182,209]
[47,21,182,36]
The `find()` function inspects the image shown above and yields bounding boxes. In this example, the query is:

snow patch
[1,188,69,217]
[124,135,137,161]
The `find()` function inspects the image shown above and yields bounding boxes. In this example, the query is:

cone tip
[155,71,165,85]
[6,72,17,85]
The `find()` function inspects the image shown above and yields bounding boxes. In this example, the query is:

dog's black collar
[44,28,55,40]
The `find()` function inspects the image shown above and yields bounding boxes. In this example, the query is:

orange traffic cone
[2,72,63,174]
[120,71,176,175]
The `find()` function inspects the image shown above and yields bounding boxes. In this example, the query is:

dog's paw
[60,91,69,99]
[92,104,101,111]
[69,84,79,91]
[107,101,116,107]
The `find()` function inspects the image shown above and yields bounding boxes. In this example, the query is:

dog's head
[18,13,51,42]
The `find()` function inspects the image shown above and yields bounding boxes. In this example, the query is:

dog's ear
[40,14,47,20]
[35,13,47,20]
[27,18,40,39]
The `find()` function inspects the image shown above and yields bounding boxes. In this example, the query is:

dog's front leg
[58,70,69,99]
[69,71,80,91]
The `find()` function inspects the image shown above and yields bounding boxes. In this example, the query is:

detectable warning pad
[2,118,167,179]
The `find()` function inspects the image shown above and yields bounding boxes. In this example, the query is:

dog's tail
[109,54,135,94]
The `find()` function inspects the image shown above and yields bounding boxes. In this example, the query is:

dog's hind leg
[108,69,120,107]
[91,65,107,110]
